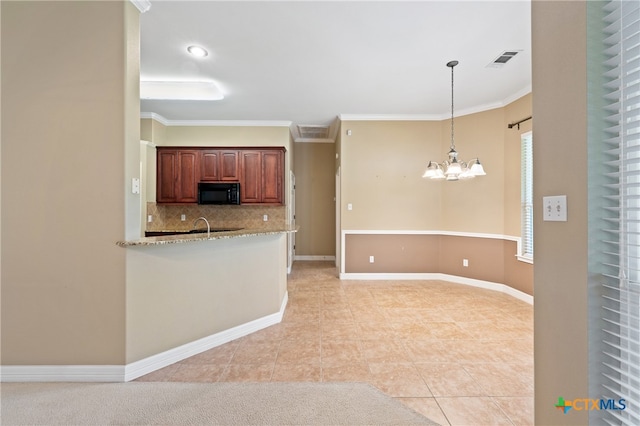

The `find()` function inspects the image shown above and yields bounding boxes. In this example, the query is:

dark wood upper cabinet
[156,148,198,203]
[260,149,284,204]
[200,150,239,181]
[239,148,284,205]
[239,151,261,204]
[157,149,178,203]
[157,147,284,205]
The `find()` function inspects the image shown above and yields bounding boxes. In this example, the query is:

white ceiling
[139,1,531,140]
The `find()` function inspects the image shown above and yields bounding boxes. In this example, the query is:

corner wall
[338,96,533,294]
[532,1,589,424]
[1,1,139,365]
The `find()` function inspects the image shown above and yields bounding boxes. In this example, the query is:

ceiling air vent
[487,50,521,68]
[297,125,330,140]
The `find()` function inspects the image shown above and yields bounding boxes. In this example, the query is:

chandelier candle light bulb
[423,60,487,181]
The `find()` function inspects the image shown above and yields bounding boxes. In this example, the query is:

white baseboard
[0,292,289,383]
[0,365,125,383]
[294,255,336,261]
[339,272,533,305]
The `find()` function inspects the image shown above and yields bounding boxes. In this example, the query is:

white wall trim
[339,114,444,122]
[342,229,519,240]
[294,255,336,261]
[0,293,288,383]
[140,112,291,128]
[129,0,151,13]
[338,272,533,305]
[517,254,534,264]
[339,91,531,123]
[140,139,157,147]
[0,365,125,383]
[140,112,169,125]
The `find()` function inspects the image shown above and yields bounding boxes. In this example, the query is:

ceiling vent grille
[487,50,521,68]
[297,125,330,140]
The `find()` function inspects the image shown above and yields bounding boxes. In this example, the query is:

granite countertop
[117,224,298,247]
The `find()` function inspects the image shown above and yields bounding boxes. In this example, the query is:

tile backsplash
[146,202,286,231]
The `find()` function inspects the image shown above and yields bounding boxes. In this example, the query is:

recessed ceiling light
[140,81,223,100]
[187,45,208,57]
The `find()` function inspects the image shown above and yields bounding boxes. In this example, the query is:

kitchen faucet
[193,217,211,237]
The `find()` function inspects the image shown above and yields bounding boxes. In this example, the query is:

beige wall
[126,234,287,363]
[1,1,139,365]
[160,125,289,148]
[293,142,336,256]
[532,1,589,424]
[140,118,168,146]
[340,121,443,230]
[339,109,522,235]
[439,108,506,234]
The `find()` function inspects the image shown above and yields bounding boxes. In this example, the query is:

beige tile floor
[137,261,534,425]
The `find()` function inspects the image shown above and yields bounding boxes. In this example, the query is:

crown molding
[339,88,532,122]
[140,112,291,128]
[129,0,151,13]
[140,112,169,125]
[339,114,443,122]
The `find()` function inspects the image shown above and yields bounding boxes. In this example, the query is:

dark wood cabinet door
[200,150,238,181]
[219,150,239,181]
[177,150,198,203]
[157,148,198,204]
[200,151,220,181]
[157,149,178,203]
[261,150,283,204]
[240,151,261,203]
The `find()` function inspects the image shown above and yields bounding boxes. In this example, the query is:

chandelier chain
[450,62,455,151]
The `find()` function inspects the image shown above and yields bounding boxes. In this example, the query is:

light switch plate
[543,195,567,221]
[131,178,140,194]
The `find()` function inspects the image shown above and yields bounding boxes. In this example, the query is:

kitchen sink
[145,228,244,237]
[190,228,244,234]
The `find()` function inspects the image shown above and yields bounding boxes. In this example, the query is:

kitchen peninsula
[117,224,296,380]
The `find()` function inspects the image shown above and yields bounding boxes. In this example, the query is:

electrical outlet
[348,203,353,211]
[147,215,153,223]
[463,259,469,267]
[181,214,186,221]
[263,214,268,221]
[369,255,375,263]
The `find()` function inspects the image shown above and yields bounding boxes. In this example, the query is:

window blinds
[521,132,533,259]
[597,1,640,424]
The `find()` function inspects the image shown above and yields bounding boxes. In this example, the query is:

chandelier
[422,60,486,181]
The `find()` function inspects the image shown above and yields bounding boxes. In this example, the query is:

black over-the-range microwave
[197,182,240,205]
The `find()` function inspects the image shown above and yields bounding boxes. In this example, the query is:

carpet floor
[1,381,440,425]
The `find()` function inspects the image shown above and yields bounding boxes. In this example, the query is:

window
[589,1,640,424]
[520,131,533,262]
